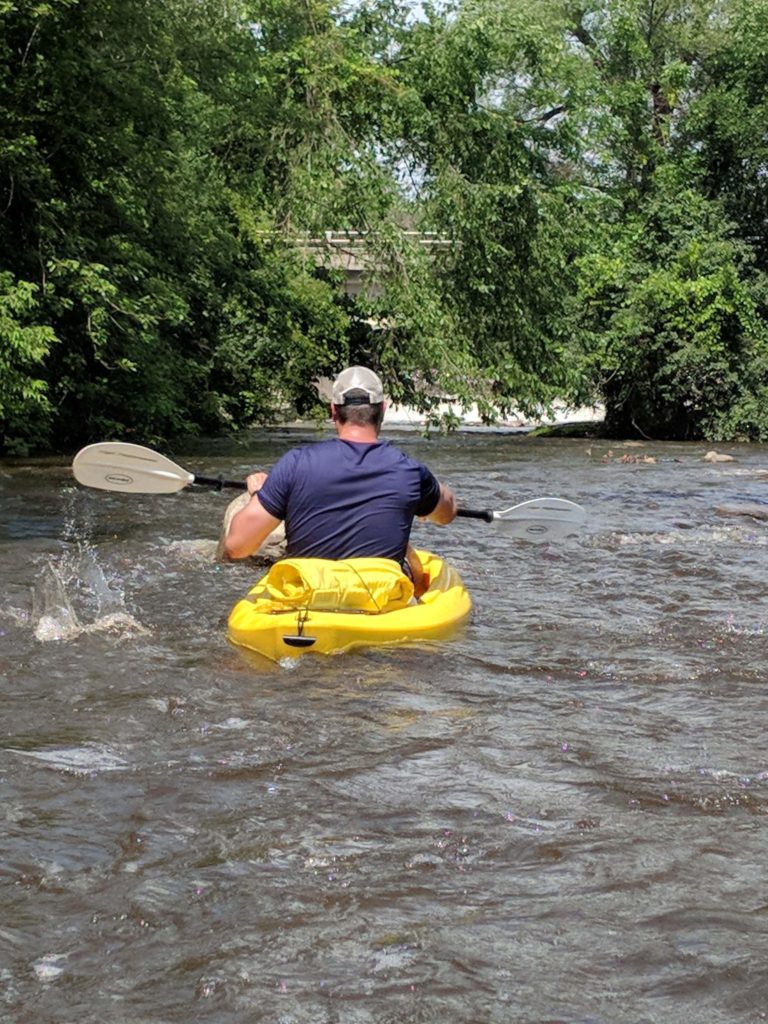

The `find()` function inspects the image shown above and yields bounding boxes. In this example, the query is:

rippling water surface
[3,430,768,1023]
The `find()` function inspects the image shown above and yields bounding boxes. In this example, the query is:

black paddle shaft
[192,474,247,492]
[456,508,494,523]
[193,474,495,518]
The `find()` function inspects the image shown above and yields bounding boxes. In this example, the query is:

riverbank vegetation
[3,0,768,452]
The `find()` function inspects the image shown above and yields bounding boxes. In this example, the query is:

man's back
[222,365,457,568]
[256,437,440,564]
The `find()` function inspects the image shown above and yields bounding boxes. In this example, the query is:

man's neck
[335,423,381,444]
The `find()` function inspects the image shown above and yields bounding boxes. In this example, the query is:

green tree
[5,0,768,449]
[569,187,768,438]
[688,0,768,269]
[0,273,57,451]
[0,0,448,448]
[371,0,589,418]
[561,0,768,438]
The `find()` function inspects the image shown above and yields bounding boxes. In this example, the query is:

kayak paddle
[72,442,586,541]
[456,498,586,540]
[72,442,246,494]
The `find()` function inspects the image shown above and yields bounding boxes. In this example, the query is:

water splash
[32,544,149,642]
[33,562,82,641]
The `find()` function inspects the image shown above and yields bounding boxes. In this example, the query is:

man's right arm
[425,482,458,524]
[223,472,282,560]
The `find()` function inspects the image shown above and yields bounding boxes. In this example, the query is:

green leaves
[569,187,768,438]
[3,0,768,449]
[0,273,57,451]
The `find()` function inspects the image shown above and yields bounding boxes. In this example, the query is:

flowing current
[2,430,768,1024]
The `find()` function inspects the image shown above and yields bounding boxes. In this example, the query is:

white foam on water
[205,717,252,731]
[10,744,129,775]
[0,603,33,627]
[504,811,560,832]
[32,954,68,983]
[84,610,150,637]
[34,614,80,642]
[166,538,219,563]
[613,526,768,547]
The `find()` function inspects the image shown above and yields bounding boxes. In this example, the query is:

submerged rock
[715,503,768,521]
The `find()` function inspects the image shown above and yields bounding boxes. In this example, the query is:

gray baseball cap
[331,366,385,405]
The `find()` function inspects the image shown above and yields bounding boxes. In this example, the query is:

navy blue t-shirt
[256,438,442,564]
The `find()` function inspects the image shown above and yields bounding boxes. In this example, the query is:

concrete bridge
[299,231,453,297]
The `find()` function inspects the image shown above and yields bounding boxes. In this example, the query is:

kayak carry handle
[283,635,317,648]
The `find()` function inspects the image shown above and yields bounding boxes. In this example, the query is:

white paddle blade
[72,442,194,494]
[493,498,586,542]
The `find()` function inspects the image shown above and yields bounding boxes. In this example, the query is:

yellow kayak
[227,549,471,660]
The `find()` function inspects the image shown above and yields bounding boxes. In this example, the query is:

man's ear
[330,402,339,421]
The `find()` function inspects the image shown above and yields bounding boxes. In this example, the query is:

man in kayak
[223,365,458,593]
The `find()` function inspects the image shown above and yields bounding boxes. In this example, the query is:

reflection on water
[2,432,768,1022]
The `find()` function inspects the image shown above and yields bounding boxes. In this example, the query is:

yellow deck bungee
[227,549,471,660]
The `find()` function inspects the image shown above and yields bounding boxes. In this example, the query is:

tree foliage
[2,0,768,450]
[379,0,587,417]
[559,0,768,437]
[569,187,768,438]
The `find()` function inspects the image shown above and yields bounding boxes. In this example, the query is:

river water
[2,430,768,1023]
